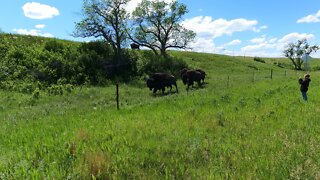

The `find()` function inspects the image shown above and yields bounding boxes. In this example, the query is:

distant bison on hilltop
[130,43,140,50]
[146,73,178,95]
[180,68,206,89]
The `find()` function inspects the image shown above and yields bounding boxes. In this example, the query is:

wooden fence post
[270,69,273,79]
[227,75,230,88]
[116,81,119,110]
[252,71,255,83]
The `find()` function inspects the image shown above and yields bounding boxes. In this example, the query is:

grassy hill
[1,35,320,179]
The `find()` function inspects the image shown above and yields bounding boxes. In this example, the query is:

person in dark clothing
[298,74,311,101]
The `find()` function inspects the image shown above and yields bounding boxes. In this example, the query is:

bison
[180,68,206,83]
[180,68,206,90]
[195,69,206,83]
[130,43,140,50]
[146,73,178,95]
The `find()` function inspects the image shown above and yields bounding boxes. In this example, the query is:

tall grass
[1,52,320,179]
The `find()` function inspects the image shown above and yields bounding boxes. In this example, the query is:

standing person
[298,74,311,101]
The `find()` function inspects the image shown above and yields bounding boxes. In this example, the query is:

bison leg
[168,85,172,93]
[186,82,190,91]
[189,80,194,88]
[175,83,178,93]
[161,87,165,94]
[153,88,158,95]
[197,80,201,87]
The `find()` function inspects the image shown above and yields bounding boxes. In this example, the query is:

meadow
[2,50,320,179]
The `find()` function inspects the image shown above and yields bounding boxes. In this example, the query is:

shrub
[312,66,320,71]
[32,88,40,99]
[0,34,188,93]
[138,52,188,78]
[47,84,64,95]
[253,57,265,63]
[248,64,259,70]
[44,39,65,53]
[276,62,286,68]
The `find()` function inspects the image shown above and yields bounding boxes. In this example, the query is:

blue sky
[0,0,320,57]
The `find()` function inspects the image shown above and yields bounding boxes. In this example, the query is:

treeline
[0,34,187,94]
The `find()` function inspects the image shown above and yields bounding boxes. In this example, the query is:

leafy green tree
[74,0,129,64]
[130,0,196,57]
[77,41,113,84]
[283,39,319,70]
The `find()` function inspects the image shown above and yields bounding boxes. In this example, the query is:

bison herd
[146,68,206,95]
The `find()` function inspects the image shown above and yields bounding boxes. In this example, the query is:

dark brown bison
[130,43,140,50]
[180,68,206,83]
[182,70,202,88]
[146,73,178,95]
[195,69,206,83]
[180,68,205,90]
[181,68,205,90]
[180,68,189,79]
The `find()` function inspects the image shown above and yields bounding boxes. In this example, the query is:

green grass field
[2,52,320,179]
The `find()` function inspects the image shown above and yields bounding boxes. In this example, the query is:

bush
[44,39,65,53]
[276,62,285,68]
[32,88,40,99]
[47,84,64,95]
[248,64,259,70]
[0,34,190,93]
[253,57,265,63]
[312,66,320,71]
[138,52,188,78]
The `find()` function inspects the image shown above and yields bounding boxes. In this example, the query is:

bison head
[181,74,188,85]
[146,78,154,90]
[180,68,188,78]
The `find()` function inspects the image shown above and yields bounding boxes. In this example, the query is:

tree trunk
[160,43,168,58]
[290,58,298,70]
[160,49,167,58]
[296,58,303,70]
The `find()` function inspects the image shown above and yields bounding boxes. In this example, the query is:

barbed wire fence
[210,68,312,91]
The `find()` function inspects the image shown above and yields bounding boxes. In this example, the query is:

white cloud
[259,25,268,30]
[250,36,266,44]
[13,28,53,38]
[278,33,315,43]
[35,24,45,29]
[269,38,277,43]
[224,39,242,46]
[297,10,320,23]
[182,16,260,39]
[249,35,278,44]
[22,2,59,19]
[188,38,216,53]
[252,25,267,33]
[186,28,316,57]
[241,33,316,57]
[182,15,316,57]
[241,43,276,53]
[125,0,141,13]
[181,16,263,54]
